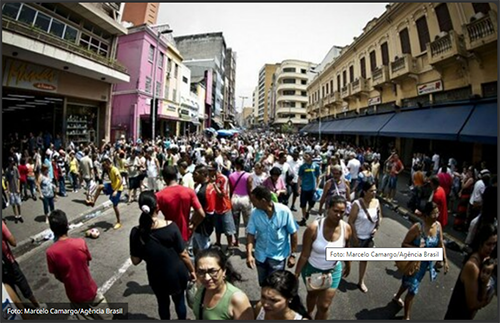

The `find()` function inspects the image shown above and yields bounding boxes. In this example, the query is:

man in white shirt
[286,151,303,211]
[347,152,361,191]
[432,153,440,174]
[467,169,490,229]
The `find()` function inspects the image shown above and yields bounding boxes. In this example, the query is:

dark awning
[300,123,313,133]
[323,118,356,134]
[459,102,497,145]
[307,122,320,133]
[379,105,474,140]
[342,113,395,136]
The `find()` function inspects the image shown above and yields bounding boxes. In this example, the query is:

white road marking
[98,258,133,295]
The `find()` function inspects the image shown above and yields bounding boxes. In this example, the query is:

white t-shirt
[273,161,290,184]
[469,179,486,205]
[287,157,303,183]
[432,154,440,171]
[251,172,268,190]
[347,158,361,180]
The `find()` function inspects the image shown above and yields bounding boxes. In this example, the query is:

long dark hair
[138,190,157,244]
[262,270,311,320]
[470,223,497,256]
[195,247,243,284]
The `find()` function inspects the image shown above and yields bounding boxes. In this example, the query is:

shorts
[2,261,33,299]
[357,237,375,248]
[301,260,343,290]
[103,183,121,207]
[289,182,299,197]
[388,175,398,189]
[215,210,236,236]
[147,177,159,191]
[300,190,316,209]
[231,195,252,227]
[192,232,211,253]
[257,258,286,286]
[9,193,21,206]
[129,176,141,190]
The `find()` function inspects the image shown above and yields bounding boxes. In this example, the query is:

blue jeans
[256,258,286,286]
[58,177,66,196]
[42,197,55,215]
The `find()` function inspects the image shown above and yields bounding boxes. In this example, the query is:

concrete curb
[12,200,114,258]
[377,195,466,250]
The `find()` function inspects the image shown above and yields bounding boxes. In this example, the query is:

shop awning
[459,102,497,145]
[299,123,313,133]
[342,113,395,136]
[323,118,356,134]
[307,122,320,133]
[379,105,474,140]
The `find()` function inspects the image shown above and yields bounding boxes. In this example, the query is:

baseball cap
[480,169,491,177]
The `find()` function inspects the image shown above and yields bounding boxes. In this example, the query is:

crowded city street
[2,2,498,321]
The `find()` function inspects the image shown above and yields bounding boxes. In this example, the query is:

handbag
[305,272,333,291]
[186,281,198,309]
[395,261,421,276]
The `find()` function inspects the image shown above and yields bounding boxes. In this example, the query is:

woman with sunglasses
[193,248,254,320]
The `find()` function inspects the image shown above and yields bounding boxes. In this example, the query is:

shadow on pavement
[338,278,358,292]
[122,281,154,297]
[355,301,402,319]
[91,220,114,232]
[34,215,47,223]
[385,267,403,279]
[71,199,89,205]
[3,215,17,222]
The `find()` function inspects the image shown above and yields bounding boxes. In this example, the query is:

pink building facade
[111,24,167,142]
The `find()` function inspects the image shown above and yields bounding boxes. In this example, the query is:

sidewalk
[2,189,114,258]
[377,171,467,249]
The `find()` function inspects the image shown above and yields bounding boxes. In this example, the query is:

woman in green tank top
[193,248,254,320]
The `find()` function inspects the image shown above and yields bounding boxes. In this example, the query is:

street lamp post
[151,25,173,141]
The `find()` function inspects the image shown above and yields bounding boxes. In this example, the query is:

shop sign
[368,96,381,106]
[179,108,191,120]
[3,59,59,92]
[417,80,443,96]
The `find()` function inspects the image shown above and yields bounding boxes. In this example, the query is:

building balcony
[276,83,307,93]
[428,30,467,66]
[2,17,129,83]
[276,107,306,115]
[390,53,418,82]
[273,117,308,125]
[62,3,127,35]
[341,84,351,100]
[463,10,497,52]
[276,95,308,104]
[276,71,309,82]
[372,65,390,88]
[351,77,369,97]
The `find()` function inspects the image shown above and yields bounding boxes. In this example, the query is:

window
[435,4,453,32]
[18,5,36,24]
[155,81,161,97]
[369,50,377,72]
[399,28,411,54]
[330,80,333,93]
[148,45,155,62]
[2,3,21,19]
[301,80,307,85]
[349,65,354,83]
[473,3,490,14]
[164,85,169,99]
[416,16,430,52]
[174,64,178,78]
[360,57,367,79]
[49,19,65,38]
[302,103,307,108]
[301,91,307,96]
[337,75,341,92]
[342,70,347,87]
[64,26,77,42]
[80,32,109,56]
[145,77,152,93]
[34,11,51,31]
[172,89,177,102]
[381,42,389,66]
[283,79,295,84]
[283,90,295,95]
[182,76,188,84]
[158,53,164,69]
[167,58,172,73]
[326,83,329,94]
[283,67,296,73]
[301,69,307,74]
[322,86,325,98]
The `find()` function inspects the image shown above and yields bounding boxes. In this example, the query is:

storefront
[2,58,110,148]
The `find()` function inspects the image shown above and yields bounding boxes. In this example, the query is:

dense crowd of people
[2,129,497,320]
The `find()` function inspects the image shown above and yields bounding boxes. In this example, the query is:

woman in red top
[17,158,29,201]
[437,165,452,197]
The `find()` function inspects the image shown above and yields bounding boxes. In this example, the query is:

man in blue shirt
[246,186,298,286]
[298,150,320,226]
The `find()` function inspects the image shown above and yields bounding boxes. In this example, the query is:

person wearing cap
[297,150,321,226]
[86,157,123,230]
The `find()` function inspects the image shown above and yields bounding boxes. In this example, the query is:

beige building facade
[305,2,497,165]
[256,64,279,125]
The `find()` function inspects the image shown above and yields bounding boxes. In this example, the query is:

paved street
[13,198,498,320]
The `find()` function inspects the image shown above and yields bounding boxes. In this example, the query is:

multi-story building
[272,60,317,132]
[256,64,279,126]
[241,107,253,128]
[112,24,170,141]
[305,2,497,167]
[2,2,129,147]
[121,2,159,26]
[224,48,237,128]
[175,32,230,129]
